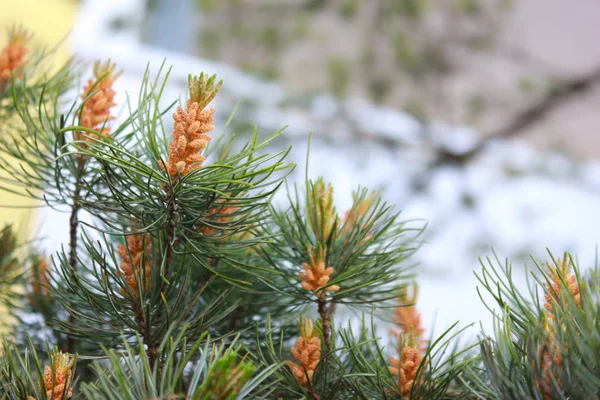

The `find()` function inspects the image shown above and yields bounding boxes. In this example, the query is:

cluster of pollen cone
[116,229,152,300]
[287,319,322,388]
[76,60,120,142]
[161,73,222,179]
[0,27,28,88]
[388,287,427,397]
[535,258,581,399]
[297,182,379,299]
[299,247,340,295]
[28,351,74,400]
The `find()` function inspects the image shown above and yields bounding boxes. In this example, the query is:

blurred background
[2,0,600,335]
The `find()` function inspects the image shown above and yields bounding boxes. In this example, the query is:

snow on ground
[36,0,600,340]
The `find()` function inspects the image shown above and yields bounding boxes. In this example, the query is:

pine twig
[318,297,331,352]
[147,184,178,370]
[163,186,177,282]
[65,161,85,353]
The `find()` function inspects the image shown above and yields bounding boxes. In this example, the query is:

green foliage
[80,329,277,400]
[189,72,222,108]
[369,77,393,104]
[262,179,418,307]
[196,0,218,12]
[2,26,599,400]
[328,58,351,98]
[185,0,513,109]
[259,26,282,52]
[338,316,476,399]
[303,0,327,12]
[403,98,428,123]
[339,0,360,19]
[253,313,476,399]
[393,33,424,78]
[469,252,600,399]
[386,0,429,19]
[198,28,221,58]
[466,93,487,123]
[0,338,77,400]
[517,77,537,94]
[455,0,481,16]
[0,225,21,317]
[195,348,256,399]
[241,62,280,82]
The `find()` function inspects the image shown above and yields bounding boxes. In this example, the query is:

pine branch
[317,298,331,353]
[163,185,177,283]
[65,162,85,353]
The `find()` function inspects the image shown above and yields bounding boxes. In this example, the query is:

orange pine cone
[197,201,238,235]
[391,285,427,352]
[533,257,581,398]
[535,342,562,400]
[0,27,28,88]
[116,230,152,300]
[38,351,74,400]
[164,101,214,176]
[161,73,221,180]
[29,256,50,306]
[76,60,120,143]
[32,258,49,296]
[389,341,423,397]
[299,246,340,296]
[287,319,322,387]
[543,258,580,319]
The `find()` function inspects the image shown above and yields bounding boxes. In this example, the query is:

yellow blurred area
[0,0,77,223]
[0,0,78,330]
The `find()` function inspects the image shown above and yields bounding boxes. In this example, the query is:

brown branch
[65,161,85,353]
[228,305,246,332]
[67,184,81,274]
[147,184,178,370]
[318,297,331,352]
[437,66,600,166]
[163,187,177,281]
[408,65,600,190]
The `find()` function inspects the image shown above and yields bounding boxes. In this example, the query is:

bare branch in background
[437,65,600,166]
[406,65,600,191]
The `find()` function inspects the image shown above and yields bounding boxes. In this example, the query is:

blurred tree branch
[436,65,600,166]
[404,65,600,190]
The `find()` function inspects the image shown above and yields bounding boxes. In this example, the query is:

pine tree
[0,26,599,400]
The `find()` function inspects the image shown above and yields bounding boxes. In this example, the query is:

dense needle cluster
[299,183,380,297]
[307,179,337,242]
[197,201,238,235]
[161,73,222,179]
[5,29,587,399]
[0,27,28,89]
[300,180,340,296]
[340,191,376,239]
[116,230,152,300]
[197,351,256,399]
[287,318,321,388]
